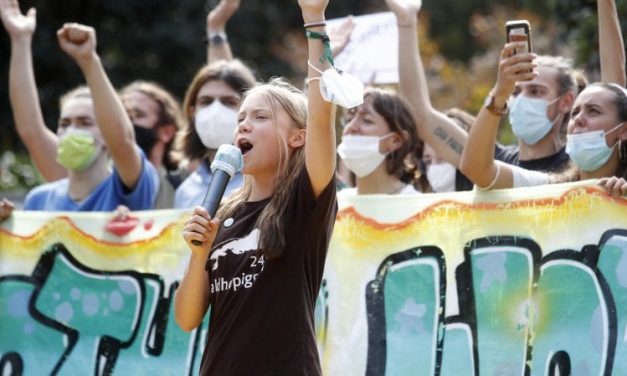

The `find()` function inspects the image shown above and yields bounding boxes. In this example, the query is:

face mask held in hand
[56,129,100,172]
[337,134,393,178]
[195,101,239,149]
[509,96,561,145]
[566,123,624,172]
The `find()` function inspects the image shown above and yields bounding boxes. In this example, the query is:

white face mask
[508,96,561,145]
[566,122,624,171]
[427,162,457,193]
[320,69,364,109]
[337,134,393,178]
[194,101,238,149]
[308,61,364,109]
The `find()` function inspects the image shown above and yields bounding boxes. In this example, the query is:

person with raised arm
[1,0,170,208]
[459,43,627,195]
[206,0,240,63]
[387,0,626,195]
[21,23,159,211]
[0,0,66,181]
[174,0,338,374]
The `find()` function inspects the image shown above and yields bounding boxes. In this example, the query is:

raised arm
[598,0,626,86]
[459,43,537,189]
[328,15,354,57]
[57,23,143,189]
[299,0,337,197]
[386,0,467,167]
[0,0,66,181]
[207,0,240,63]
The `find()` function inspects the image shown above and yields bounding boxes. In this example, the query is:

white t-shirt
[510,164,551,188]
[338,184,422,196]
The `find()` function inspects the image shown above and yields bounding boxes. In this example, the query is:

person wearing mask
[19,23,159,211]
[338,87,429,195]
[174,0,338,373]
[1,0,174,208]
[121,81,187,208]
[386,0,625,193]
[422,108,474,193]
[460,45,627,196]
[499,55,577,172]
[173,60,256,209]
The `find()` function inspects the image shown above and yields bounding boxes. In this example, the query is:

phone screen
[506,21,532,54]
[509,28,529,54]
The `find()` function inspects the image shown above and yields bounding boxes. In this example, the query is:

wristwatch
[208,32,228,46]
[484,92,508,117]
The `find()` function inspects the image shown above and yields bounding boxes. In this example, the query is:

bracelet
[477,163,501,191]
[304,21,326,29]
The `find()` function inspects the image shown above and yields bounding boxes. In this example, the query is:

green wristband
[305,30,335,66]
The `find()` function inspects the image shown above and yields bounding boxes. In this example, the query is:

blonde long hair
[217,78,308,259]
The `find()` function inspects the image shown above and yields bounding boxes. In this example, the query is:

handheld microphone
[191,144,243,246]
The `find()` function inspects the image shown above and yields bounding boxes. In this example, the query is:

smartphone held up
[506,20,532,55]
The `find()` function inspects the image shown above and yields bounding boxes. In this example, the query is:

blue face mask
[508,96,561,145]
[566,123,624,171]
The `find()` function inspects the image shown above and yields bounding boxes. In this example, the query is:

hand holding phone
[506,20,532,55]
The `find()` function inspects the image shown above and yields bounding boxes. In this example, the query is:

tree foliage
[0,0,626,155]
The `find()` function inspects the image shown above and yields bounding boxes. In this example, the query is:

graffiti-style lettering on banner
[1,182,626,375]
[319,182,627,375]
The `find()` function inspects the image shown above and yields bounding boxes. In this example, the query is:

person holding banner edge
[459,0,627,194]
[460,47,627,195]
[175,1,338,374]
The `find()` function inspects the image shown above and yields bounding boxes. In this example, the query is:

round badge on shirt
[224,218,234,228]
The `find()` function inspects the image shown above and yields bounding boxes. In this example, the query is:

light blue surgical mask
[566,123,624,171]
[509,96,561,145]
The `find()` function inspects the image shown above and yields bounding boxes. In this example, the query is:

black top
[455,145,570,191]
[200,168,337,376]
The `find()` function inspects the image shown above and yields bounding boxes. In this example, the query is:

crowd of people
[1,0,626,374]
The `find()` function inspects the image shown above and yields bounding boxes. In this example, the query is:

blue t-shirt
[174,161,243,209]
[23,152,159,211]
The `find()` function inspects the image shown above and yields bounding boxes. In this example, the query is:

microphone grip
[191,170,231,246]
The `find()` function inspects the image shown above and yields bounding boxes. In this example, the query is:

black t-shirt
[455,145,570,191]
[200,168,337,376]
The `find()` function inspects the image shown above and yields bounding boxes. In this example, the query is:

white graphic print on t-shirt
[209,228,264,294]
[210,228,260,271]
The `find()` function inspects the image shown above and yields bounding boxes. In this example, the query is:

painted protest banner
[1,181,626,375]
[0,210,205,375]
[319,182,627,375]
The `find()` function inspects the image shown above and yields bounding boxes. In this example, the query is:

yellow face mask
[56,129,99,172]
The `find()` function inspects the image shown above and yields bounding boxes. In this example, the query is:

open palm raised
[0,0,36,37]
